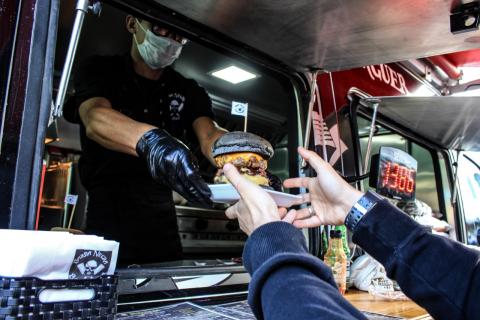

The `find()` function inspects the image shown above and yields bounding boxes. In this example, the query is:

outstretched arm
[284,147,480,320]
[192,116,227,165]
[352,200,480,320]
[79,96,212,205]
[78,97,155,156]
[223,164,366,320]
[243,221,367,320]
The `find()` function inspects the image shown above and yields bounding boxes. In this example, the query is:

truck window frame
[349,96,459,240]
[0,0,60,229]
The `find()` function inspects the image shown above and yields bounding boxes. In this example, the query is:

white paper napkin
[0,230,119,280]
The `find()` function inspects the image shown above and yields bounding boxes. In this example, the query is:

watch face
[376,147,417,200]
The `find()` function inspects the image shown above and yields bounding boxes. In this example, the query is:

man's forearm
[352,199,480,320]
[193,116,227,165]
[201,127,226,165]
[80,98,155,156]
[244,222,366,320]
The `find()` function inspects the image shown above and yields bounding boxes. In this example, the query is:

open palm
[283,147,363,228]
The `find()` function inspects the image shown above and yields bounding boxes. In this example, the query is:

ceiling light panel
[211,66,257,84]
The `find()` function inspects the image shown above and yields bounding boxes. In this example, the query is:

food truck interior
[35,0,305,306]
[41,1,300,260]
[2,0,480,317]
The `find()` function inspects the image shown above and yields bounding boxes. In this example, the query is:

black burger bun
[212,132,274,159]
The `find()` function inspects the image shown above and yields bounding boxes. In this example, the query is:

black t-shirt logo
[69,249,112,279]
[168,93,185,121]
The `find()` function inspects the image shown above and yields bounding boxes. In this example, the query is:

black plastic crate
[0,275,117,320]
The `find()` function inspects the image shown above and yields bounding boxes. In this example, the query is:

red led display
[374,147,417,200]
[381,161,415,195]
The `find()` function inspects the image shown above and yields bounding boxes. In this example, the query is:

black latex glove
[266,170,283,192]
[136,128,212,206]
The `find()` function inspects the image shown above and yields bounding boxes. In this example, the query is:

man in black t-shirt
[64,16,226,265]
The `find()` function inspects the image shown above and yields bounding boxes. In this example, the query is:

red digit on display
[382,161,391,187]
[390,164,400,189]
[406,169,414,193]
[398,166,407,191]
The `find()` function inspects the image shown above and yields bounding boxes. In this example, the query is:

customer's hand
[136,128,212,206]
[223,163,284,235]
[283,147,363,228]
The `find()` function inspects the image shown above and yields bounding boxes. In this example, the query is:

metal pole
[243,112,248,132]
[329,72,345,175]
[363,99,380,174]
[451,150,461,204]
[302,72,318,167]
[53,0,90,118]
[314,82,328,162]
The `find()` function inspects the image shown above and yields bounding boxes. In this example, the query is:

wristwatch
[344,190,383,232]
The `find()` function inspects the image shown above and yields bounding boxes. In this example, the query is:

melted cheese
[214,174,269,186]
[214,152,265,168]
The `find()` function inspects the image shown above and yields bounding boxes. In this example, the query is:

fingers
[292,215,322,229]
[282,209,323,227]
[282,209,298,224]
[283,177,310,189]
[278,207,288,219]
[292,193,310,206]
[182,174,213,206]
[298,147,327,174]
[223,163,253,196]
[224,163,270,204]
[190,174,212,199]
[225,204,238,220]
[176,153,212,205]
[290,207,315,220]
[174,180,198,204]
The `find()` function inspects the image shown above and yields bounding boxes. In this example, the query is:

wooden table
[345,289,432,319]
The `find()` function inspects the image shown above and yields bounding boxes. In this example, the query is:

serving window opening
[39,1,298,269]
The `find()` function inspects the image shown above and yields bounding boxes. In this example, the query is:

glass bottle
[335,225,351,290]
[323,230,347,295]
[320,226,329,259]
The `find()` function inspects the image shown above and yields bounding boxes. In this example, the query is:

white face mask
[134,19,183,69]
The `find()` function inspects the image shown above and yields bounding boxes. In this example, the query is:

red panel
[427,55,461,80]
[443,49,480,67]
[317,63,424,118]
[310,63,425,169]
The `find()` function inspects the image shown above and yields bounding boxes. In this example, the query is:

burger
[212,132,274,187]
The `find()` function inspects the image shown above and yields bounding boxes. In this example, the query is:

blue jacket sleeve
[243,222,366,320]
[352,199,480,320]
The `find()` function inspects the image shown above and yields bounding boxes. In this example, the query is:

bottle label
[332,261,347,293]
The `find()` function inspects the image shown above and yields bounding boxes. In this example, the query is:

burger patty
[215,167,267,177]
[232,156,266,170]
[239,167,267,177]
[214,153,267,170]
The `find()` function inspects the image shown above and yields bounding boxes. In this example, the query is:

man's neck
[130,46,163,81]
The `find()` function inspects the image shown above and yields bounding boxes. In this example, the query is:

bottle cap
[330,230,342,238]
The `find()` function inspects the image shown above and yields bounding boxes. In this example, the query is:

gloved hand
[266,170,283,192]
[136,128,212,206]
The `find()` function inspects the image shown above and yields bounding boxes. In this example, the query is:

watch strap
[344,191,383,232]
